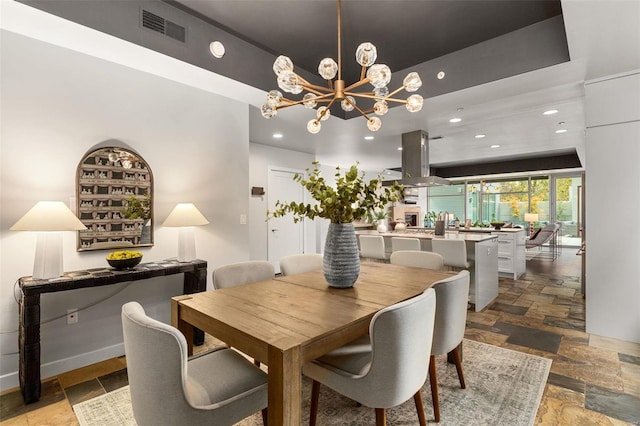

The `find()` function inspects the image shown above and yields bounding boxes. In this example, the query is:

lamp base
[177,227,196,262]
[33,232,63,280]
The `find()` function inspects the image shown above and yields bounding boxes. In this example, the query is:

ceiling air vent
[141,9,186,43]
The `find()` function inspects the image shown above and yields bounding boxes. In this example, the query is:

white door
[268,168,305,273]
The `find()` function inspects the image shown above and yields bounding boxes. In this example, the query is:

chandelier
[260,0,423,134]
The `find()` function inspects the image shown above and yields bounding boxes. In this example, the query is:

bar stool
[391,237,421,252]
[359,235,388,262]
[431,239,472,271]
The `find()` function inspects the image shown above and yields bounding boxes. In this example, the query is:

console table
[18,258,207,404]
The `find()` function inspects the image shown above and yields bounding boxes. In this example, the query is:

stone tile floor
[1,249,639,425]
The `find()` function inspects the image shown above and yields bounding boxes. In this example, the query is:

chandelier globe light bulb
[303,93,318,109]
[307,119,321,134]
[318,58,338,80]
[273,55,294,75]
[367,117,382,132]
[341,96,356,112]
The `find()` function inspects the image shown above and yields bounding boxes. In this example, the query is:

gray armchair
[390,250,444,270]
[121,302,268,426]
[303,288,437,426]
[429,270,470,423]
[212,260,275,289]
[279,253,323,275]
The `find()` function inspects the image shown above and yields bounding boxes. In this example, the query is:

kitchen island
[356,229,499,311]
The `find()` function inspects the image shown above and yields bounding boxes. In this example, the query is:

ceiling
[173,0,590,174]
[16,0,639,175]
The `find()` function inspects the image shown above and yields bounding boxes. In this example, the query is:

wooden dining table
[171,262,453,425]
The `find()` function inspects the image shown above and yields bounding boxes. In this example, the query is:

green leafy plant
[366,209,389,224]
[268,162,403,224]
[121,194,151,220]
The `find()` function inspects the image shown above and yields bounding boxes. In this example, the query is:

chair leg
[309,380,321,426]
[254,359,261,368]
[452,346,466,389]
[413,390,427,426]
[375,408,386,426]
[261,408,268,426]
[429,355,440,423]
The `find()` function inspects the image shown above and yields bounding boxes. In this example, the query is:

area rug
[73,339,551,425]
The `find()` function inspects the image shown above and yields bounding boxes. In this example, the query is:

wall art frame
[76,146,154,251]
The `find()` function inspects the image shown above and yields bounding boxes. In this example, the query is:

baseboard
[0,343,125,392]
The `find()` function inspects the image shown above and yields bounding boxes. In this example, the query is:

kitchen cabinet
[492,229,526,279]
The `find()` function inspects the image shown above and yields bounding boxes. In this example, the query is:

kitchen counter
[355,229,499,311]
[356,229,498,242]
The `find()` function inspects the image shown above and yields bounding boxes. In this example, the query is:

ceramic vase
[323,223,360,288]
[376,222,388,233]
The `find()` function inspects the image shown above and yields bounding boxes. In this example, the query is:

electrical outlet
[240,214,247,225]
[67,309,78,325]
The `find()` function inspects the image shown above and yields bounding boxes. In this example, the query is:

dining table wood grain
[171,261,454,425]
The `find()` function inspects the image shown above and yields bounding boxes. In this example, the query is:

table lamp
[524,213,539,236]
[10,201,87,280]
[162,203,209,262]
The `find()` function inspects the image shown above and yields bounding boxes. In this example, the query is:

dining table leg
[268,344,302,426]
[171,296,194,356]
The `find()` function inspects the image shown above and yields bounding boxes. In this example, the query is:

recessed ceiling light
[437,71,445,80]
[209,41,225,58]
[555,129,567,134]
[543,109,559,115]
[490,144,500,148]
[272,133,283,138]
[364,136,374,140]
[558,121,565,125]
[449,117,462,123]
[397,147,403,151]
[475,134,486,139]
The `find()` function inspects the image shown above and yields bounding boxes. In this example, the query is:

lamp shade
[10,201,86,231]
[162,203,209,227]
[10,201,86,280]
[524,213,539,222]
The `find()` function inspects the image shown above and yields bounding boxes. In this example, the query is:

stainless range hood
[397,130,451,187]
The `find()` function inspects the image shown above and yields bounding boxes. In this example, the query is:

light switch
[240,214,247,225]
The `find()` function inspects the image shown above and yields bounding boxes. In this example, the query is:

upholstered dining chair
[212,260,275,366]
[279,253,323,275]
[303,288,437,426]
[428,270,470,423]
[212,260,275,289]
[121,302,268,426]
[389,250,445,270]
[359,234,388,261]
[431,238,472,271]
[391,237,421,252]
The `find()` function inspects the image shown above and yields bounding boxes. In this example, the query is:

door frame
[267,166,309,268]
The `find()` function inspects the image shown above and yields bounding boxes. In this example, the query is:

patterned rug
[73,339,551,425]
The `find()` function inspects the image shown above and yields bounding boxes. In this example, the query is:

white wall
[585,71,640,343]
[0,30,252,389]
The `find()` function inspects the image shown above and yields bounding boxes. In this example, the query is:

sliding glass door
[553,174,583,247]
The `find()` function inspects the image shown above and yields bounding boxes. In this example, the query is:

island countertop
[355,229,498,242]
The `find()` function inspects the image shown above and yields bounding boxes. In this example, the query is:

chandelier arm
[301,82,335,94]
[343,78,371,92]
[386,86,406,98]
[317,98,338,121]
[379,97,408,104]
[302,86,333,96]
[346,92,383,101]
[360,66,366,81]
[349,101,371,120]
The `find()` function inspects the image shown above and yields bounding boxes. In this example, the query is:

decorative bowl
[490,222,506,230]
[106,251,143,270]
